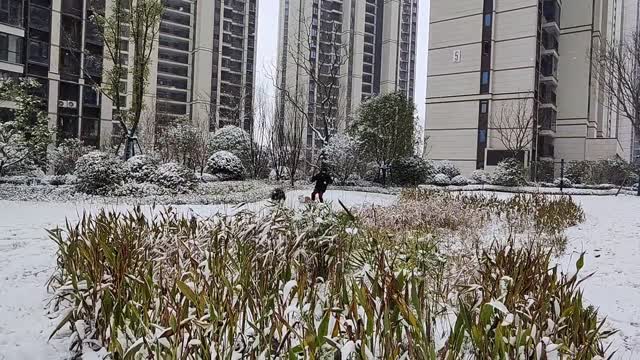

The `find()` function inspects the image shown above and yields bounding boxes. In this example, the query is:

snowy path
[0,190,394,360]
[560,196,640,358]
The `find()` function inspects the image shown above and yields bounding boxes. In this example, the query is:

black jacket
[311,172,333,192]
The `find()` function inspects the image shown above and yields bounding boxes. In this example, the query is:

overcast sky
[255,0,430,127]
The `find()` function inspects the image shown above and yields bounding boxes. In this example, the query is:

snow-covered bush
[534,160,555,183]
[112,182,170,197]
[157,123,210,173]
[74,151,126,195]
[152,162,197,193]
[553,177,573,188]
[0,121,30,176]
[450,175,470,186]
[432,173,451,186]
[125,155,159,183]
[48,139,94,175]
[633,183,639,191]
[566,161,590,184]
[323,134,361,184]
[391,156,434,186]
[46,174,77,186]
[435,160,461,179]
[210,125,251,162]
[207,151,245,181]
[362,162,381,183]
[490,158,526,187]
[269,166,291,181]
[471,170,489,184]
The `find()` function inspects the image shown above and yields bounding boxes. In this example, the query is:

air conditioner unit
[58,100,78,109]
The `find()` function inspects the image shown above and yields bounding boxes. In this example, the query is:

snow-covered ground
[0,190,394,360]
[0,191,637,359]
[559,196,640,358]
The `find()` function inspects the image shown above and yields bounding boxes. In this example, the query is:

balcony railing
[543,0,561,26]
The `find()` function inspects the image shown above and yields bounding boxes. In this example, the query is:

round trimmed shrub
[152,162,197,193]
[391,156,434,186]
[210,125,251,162]
[435,160,461,179]
[471,170,489,184]
[553,177,573,188]
[450,175,470,186]
[125,155,159,183]
[566,161,591,184]
[491,158,526,187]
[75,151,126,195]
[432,173,451,186]
[207,151,245,181]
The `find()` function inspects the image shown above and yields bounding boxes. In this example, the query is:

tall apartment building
[0,0,257,150]
[426,0,639,176]
[276,0,418,162]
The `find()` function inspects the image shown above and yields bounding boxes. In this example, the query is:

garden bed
[419,183,639,196]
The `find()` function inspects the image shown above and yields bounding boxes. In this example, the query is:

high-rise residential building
[0,0,257,150]
[276,0,418,162]
[426,0,639,176]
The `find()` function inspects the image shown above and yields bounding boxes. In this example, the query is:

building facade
[426,0,639,176]
[0,0,257,149]
[276,0,418,162]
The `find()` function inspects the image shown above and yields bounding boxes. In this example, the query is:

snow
[0,189,638,359]
[0,190,395,359]
[559,195,640,358]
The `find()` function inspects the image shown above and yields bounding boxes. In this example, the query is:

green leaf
[176,280,199,307]
[49,308,74,341]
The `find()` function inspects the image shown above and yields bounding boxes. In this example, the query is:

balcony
[539,83,557,111]
[538,138,555,160]
[540,54,558,86]
[542,0,561,35]
[539,107,557,136]
[0,0,24,28]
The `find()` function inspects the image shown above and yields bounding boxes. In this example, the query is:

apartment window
[478,129,487,144]
[481,71,490,85]
[482,41,491,55]
[0,0,23,28]
[484,14,492,27]
[480,101,488,114]
[0,33,23,64]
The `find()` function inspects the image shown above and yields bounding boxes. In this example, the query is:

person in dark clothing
[311,169,333,203]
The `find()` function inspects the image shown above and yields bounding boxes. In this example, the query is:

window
[0,32,23,64]
[0,0,23,27]
[478,129,487,144]
[484,14,492,27]
[480,101,488,113]
[481,71,490,85]
[482,41,491,55]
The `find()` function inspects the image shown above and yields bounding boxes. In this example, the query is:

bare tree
[273,15,350,149]
[491,97,536,160]
[248,85,273,179]
[270,98,305,187]
[592,31,640,194]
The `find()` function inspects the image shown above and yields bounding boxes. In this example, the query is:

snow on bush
[207,151,245,181]
[323,133,361,184]
[362,162,381,182]
[450,175,470,186]
[210,125,251,162]
[435,160,461,179]
[553,177,573,188]
[490,158,526,187]
[198,173,219,183]
[125,155,159,183]
[48,138,94,175]
[471,170,489,184]
[45,174,77,186]
[432,173,451,186]
[152,162,197,193]
[111,182,170,197]
[74,151,126,195]
[0,121,30,176]
[390,156,434,186]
